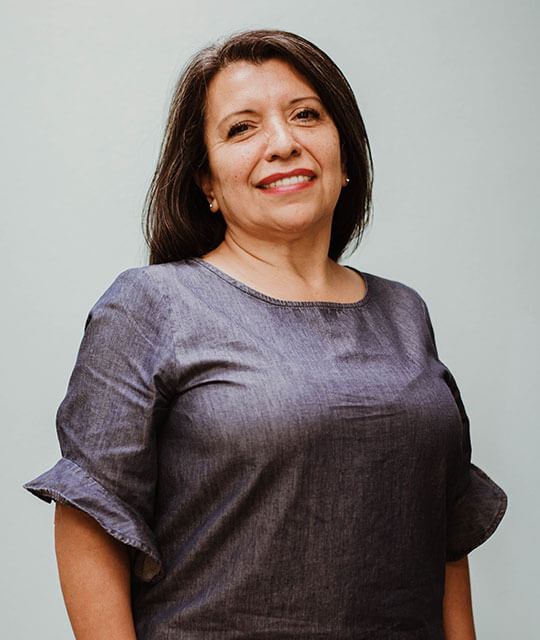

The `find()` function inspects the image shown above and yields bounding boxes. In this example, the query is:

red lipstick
[257,168,315,187]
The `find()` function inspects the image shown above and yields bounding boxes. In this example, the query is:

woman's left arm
[442,555,476,639]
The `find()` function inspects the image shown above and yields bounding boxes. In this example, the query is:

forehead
[205,58,319,119]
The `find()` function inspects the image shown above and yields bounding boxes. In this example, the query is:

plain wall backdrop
[3,0,538,637]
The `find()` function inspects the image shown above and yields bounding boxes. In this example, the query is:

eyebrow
[217,96,322,129]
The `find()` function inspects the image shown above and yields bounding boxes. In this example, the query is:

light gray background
[3,0,538,637]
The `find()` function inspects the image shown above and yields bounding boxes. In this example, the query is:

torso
[130,259,455,638]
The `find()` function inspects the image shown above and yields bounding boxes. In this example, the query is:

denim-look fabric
[24,259,507,639]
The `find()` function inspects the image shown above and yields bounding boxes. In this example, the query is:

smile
[256,168,316,193]
[259,175,313,189]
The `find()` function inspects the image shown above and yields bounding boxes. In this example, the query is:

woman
[25,30,507,639]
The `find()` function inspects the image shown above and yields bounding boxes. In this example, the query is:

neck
[201,229,341,300]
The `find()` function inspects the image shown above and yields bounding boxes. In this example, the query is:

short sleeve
[23,268,179,582]
[420,298,508,562]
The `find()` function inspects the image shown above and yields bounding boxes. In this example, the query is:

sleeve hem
[445,463,508,562]
[23,457,163,583]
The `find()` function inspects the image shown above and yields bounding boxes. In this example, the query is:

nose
[264,117,301,161]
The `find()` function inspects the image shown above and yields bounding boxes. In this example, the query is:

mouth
[256,169,315,190]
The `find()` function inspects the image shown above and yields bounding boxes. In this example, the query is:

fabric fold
[23,457,162,582]
[446,463,507,561]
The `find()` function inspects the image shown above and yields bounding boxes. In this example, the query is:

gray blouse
[24,258,507,639]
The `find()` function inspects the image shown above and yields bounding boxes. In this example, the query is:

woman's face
[199,58,347,245]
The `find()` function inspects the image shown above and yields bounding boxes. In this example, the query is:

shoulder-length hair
[144,29,373,264]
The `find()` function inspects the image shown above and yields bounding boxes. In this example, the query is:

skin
[54,58,476,638]
[198,58,366,303]
[443,556,477,639]
[54,503,136,639]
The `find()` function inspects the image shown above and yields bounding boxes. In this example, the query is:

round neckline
[190,257,371,309]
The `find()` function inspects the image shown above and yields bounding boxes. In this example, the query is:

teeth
[262,175,312,188]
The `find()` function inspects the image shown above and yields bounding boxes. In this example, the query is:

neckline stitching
[190,258,371,309]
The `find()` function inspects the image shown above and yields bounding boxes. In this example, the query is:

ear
[194,170,211,195]
[340,144,349,187]
[195,171,219,212]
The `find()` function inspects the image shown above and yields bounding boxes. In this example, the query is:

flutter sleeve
[420,298,508,562]
[23,268,178,582]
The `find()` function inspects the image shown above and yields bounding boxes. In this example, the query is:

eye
[294,108,321,121]
[227,122,249,138]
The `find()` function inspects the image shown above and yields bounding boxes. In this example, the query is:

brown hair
[143,29,373,264]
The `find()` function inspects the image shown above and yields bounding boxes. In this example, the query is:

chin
[269,219,325,238]
[265,206,332,232]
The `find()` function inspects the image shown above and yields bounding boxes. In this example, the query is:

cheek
[330,133,344,170]
[214,148,257,190]
[323,144,346,178]
[305,128,343,172]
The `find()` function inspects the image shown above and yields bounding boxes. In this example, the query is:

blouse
[24,258,507,639]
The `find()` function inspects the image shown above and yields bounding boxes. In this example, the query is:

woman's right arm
[54,503,137,640]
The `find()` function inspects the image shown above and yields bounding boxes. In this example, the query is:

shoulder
[94,260,203,309]
[363,271,428,312]
[83,261,198,339]
[363,271,439,354]
[87,260,218,336]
